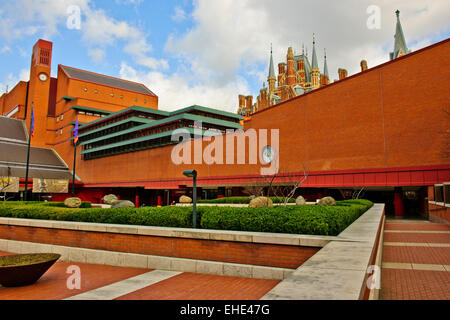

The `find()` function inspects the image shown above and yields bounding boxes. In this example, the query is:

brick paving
[380,219,450,300]
[0,251,279,300]
[0,251,151,300]
[384,232,450,243]
[116,272,280,300]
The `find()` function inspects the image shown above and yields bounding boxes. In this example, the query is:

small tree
[261,155,308,207]
[0,167,15,202]
[242,184,264,198]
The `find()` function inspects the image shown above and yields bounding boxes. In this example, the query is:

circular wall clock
[262,145,275,164]
[38,73,48,82]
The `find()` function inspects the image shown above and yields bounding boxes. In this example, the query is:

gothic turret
[390,10,410,60]
[310,34,320,89]
[268,45,276,92]
[286,47,296,86]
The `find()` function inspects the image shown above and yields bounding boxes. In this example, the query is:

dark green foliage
[199,199,373,236]
[198,197,296,204]
[0,199,373,235]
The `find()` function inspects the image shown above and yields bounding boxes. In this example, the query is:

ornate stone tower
[267,45,276,92]
[390,10,410,60]
[310,34,320,89]
[286,47,296,86]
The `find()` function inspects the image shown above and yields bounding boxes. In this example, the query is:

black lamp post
[183,170,197,228]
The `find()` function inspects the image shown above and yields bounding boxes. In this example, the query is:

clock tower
[27,39,53,147]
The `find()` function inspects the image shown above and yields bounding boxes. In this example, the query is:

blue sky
[1,0,449,113]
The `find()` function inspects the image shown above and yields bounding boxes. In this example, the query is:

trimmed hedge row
[0,201,92,208]
[199,200,373,236]
[198,197,296,204]
[0,204,192,228]
[0,199,373,236]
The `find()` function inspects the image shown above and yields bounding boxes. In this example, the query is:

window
[56,116,59,122]
[61,114,64,120]
[94,89,98,94]
[444,183,450,205]
[120,95,124,99]
[110,93,114,97]
[60,129,63,135]
[144,99,147,103]
[434,184,444,203]
[84,88,87,92]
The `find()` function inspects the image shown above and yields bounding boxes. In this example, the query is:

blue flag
[74,116,79,145]
[30,105,35,137]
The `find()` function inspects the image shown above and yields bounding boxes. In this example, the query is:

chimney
[245,96,253,115]
[238,95,245,113]
[278,63,285,75]
[360,60,368,72]
[338,68,348,80]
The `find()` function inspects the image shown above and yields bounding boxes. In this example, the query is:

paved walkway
[0,251,279,300]
[380,219,450,300]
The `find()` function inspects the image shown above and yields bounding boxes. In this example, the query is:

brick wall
[0,225,319,269]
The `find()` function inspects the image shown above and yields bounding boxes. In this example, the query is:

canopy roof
[0,117,73,180]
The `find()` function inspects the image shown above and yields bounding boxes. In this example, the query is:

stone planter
[0,253,60,287]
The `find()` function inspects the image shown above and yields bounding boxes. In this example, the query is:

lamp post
[183,170,197,228]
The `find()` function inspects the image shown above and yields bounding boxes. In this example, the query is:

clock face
[262,145,274,164]
[38,73,48,82]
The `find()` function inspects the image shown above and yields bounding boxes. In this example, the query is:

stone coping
[262,204,385,300]
[0,217,338,248]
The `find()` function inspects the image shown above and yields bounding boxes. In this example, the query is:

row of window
[83,136,175,160]
[82,87,148,104]
[77,111,105,118]
[433,183,450,205]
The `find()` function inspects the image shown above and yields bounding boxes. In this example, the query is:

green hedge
[198,197,296,204]
[0,199,373,236]
[0,201,92,208]
[0,204,192,228]
[199,200,373,236]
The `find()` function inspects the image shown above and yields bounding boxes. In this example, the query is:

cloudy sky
[0,0,449,113]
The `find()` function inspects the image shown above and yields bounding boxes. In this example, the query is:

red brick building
[1,12,449,222]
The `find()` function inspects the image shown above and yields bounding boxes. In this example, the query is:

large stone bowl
[0,253,61,287]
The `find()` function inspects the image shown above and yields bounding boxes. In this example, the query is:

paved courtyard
[381,219,450,300]
[0,251,279,300]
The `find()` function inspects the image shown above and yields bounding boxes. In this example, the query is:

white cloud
[172,6,187,23]
[166,0,450,85]
[119,62,250,113]
[0,69,30,95]
[115,0,143,6]
[0,0,162,69]
[1,46,11,54]
[88,48,105,63]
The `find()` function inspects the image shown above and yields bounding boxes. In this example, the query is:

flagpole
[72,116,78,198]
[24,102,33,201]
[72,141,76,197]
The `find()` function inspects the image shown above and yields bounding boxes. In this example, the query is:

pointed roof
[311,34,318,69]
[268,44,275,78]
[390,10,410,60]
[323,49,329,78]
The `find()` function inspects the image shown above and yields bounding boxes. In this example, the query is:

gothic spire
[311,33,318,69]
[268,43,275,78]
[390,10,409,60]
[323,48,329,78]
